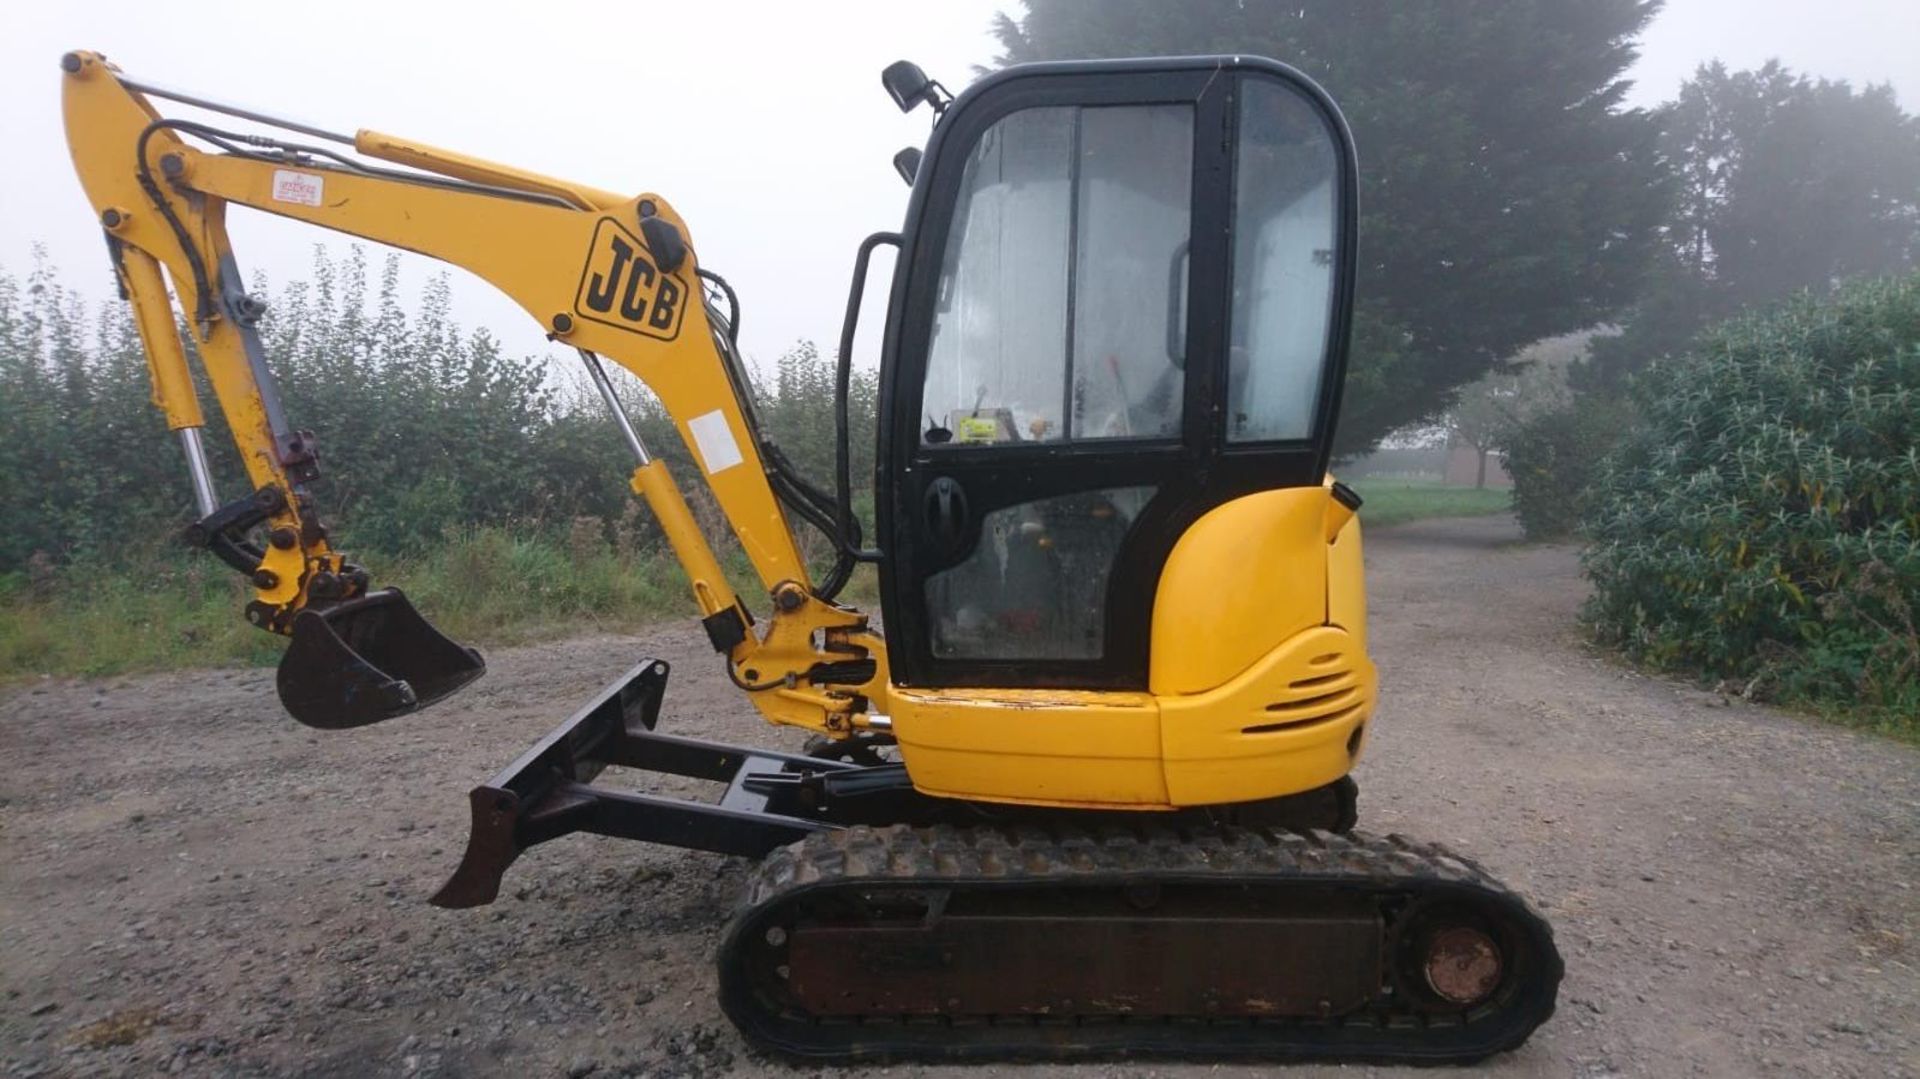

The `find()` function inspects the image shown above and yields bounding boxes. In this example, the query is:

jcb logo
[574,218,685,340]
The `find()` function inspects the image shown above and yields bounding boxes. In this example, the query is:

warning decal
[270,170,325,207]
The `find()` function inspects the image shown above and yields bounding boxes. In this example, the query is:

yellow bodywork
[892,486,1374,809]
[63,51,1372,810]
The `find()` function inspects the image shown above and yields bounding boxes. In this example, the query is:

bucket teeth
[276,588,484,729]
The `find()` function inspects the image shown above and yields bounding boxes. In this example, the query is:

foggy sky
[4,0,1914,385]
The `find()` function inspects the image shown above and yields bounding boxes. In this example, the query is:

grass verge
[1347,479,1512,528]
[0,528,695,681]
[0,524,882,682]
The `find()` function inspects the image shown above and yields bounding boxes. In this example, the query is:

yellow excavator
[60,49,1560,1062]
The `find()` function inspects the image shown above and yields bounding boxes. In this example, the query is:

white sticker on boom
[271,169,324,207]
[687,410,744,475]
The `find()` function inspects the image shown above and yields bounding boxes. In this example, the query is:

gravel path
[2,514,1914,1078]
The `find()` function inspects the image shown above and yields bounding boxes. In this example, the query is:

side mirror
[892,147,923,186]
[882,60,943,115]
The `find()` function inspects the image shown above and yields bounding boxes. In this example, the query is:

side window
[1228,79,1340,442]
[923,105,1193,447]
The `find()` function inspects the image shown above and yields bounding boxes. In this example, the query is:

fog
[2,1,1007,375]
[3,0,1911,378]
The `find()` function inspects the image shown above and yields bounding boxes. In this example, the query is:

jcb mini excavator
[60,49,1561,1062]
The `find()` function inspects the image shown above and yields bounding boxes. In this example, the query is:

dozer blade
[277,588,484,730]
[431,659,853,909]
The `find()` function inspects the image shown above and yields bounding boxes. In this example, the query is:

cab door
[876,57,1357,690]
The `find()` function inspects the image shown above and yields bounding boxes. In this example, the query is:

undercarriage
[435,660,1561,1064]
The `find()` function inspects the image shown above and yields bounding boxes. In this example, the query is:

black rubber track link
[718,823,1561,1064]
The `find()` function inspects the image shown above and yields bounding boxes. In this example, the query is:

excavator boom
[60,50,886,736]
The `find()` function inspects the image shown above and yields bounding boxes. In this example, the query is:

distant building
[1445,445,1512,489]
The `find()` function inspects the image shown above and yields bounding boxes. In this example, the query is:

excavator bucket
[276,588,485,730]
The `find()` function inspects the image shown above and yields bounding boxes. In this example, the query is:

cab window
[922,104,1194,447]
[1227,78,1341,442]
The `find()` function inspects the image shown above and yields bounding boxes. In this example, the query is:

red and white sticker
[271,169,324,207]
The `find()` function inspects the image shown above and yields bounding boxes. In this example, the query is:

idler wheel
[1423,925,1503,1006]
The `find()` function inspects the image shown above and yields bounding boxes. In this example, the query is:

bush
[0,248,876,574]
[1581,274,1920,734]
[1501,396,1634,540]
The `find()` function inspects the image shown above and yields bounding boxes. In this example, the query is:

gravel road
[2,514,1915,1078]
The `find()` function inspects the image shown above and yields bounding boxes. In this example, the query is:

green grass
[1347,478,1512,528]
[0,522,886,682]
[1809,701,1919,744]
[0,528,698,681]
[0,562,287,678]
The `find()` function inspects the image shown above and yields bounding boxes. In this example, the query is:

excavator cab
[873,57,1356,692]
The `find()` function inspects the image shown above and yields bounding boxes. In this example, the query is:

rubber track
[718,823,1563,1064]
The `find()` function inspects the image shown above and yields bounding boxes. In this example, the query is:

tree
[1445,331,1587,488]
[1584,61,1920,388]
[992,0,1670,454]
[1702,64,1920,302]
